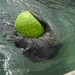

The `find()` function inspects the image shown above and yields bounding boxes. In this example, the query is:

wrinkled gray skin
[15,11,62,62]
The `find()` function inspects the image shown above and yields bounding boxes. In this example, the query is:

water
[0,0,75,75]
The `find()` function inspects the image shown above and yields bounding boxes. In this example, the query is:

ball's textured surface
[15,11,44,38]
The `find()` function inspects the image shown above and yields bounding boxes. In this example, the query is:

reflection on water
[0,0,75,75]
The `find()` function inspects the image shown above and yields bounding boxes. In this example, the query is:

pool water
[0,0,75,75]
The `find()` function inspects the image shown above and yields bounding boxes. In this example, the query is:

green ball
[15,11,44,38]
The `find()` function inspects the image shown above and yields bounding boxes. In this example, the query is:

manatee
[15,11,62,62]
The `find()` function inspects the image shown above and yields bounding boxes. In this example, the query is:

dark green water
[0,0,75,75]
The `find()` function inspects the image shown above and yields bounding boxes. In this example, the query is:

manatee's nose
[15,36,23,47]
[15,39,21,47]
